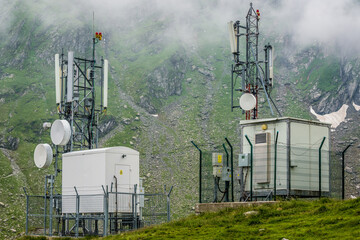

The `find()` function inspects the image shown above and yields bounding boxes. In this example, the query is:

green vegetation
[18,199,360,240]
[296,56,341,93]
[99,198,360,240]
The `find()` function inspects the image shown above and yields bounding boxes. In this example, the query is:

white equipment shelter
[62,147,139,213]
[240,117,331,197]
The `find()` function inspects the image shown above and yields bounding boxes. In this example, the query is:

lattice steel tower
[54,32,108,152]
[228,3,279,119]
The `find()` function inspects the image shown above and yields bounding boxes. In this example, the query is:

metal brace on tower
[228,3,280,119]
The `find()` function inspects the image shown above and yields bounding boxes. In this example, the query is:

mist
[266,0,360,55]
[1,0,360,56]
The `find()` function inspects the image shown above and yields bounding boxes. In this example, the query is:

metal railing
[24,185,173,237]
[192,137,343,203]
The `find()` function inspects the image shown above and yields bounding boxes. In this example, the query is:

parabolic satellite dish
[50,119,71,146]
[34,144,53,169]
[239,93,256,111]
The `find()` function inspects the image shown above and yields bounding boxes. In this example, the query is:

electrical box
[213,167,222,177]
[212,153,223,178]
[62,146,139,214]
[139,178,145,208]
[212,153,223,166]
[238,153,250,167]
[222,167,231,181]
[235,169,241,180]
[139,187,145,208]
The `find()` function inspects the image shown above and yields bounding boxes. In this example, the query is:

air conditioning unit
[254,132,271,184]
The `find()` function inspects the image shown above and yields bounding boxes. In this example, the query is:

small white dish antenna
[239,93,256,111]
[34,144,53,169]
[43,122,52,130]
[50,119,71,146]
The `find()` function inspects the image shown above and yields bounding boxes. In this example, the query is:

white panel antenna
[103,59,108,109]
[50,119,71,146]
[67,51,74,102]
[55,54,61,104]
[34,144,53,169]
[269,47,274,80]
[227,21,237,54]
[86,69,91,80]
[239,93,256,111]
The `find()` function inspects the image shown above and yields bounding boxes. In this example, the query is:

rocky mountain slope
[0,0,359,239]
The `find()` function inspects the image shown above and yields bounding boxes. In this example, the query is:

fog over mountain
[1,0,360,55]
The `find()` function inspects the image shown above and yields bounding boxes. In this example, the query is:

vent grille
[255,133,267,144]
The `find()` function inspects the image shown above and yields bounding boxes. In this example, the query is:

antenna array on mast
[228,3,279,119]
[54,33,108,152]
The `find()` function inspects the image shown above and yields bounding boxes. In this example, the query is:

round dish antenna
[34,144,53,169]
[239,93,256,111]
[51,119,71,146]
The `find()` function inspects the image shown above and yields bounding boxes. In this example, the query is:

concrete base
[195,201,276,214]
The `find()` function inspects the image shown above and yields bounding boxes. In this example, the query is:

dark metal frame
[342,144,352,199]
[191,141,202,203]
[230,3,279,119]
[57,37,105,153]
[273,131,279,200]
[24,185,173,237]
[194,123,343,202]
[319,137,326,198]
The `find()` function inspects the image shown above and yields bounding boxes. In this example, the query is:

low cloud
[1,0,360,56]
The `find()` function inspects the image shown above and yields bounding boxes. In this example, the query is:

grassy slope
[98,199,360,240]
[19,199,360,239]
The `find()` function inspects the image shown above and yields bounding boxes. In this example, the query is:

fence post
[74,187,79,238]
[245,135,253,201]
[102,185,108,236]
[166,186,173,222]
[225,138,234,202]
[191,141,202,203]
[274,131,279,201]
[23,187,29,235]
[342,144,352,200]
[49,175,54,236]
[223,144,230,202]
[134,184,138,230]
[319,137,326,198]
[44,176,48,236]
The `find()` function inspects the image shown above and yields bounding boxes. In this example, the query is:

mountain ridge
[0,1,359,239]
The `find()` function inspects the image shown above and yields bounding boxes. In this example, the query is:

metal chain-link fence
[197,144,343,203]
[25,188,172,237]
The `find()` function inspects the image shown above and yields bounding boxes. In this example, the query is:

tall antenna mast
[228,3,280,119]
[54,26,107,153]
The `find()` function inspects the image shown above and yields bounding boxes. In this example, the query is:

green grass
[97,198,360,240]
[296,56,341,93]
[15,199,360,240]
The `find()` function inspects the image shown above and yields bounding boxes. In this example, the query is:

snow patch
[310,104,348,129]
[352,102,360,111]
